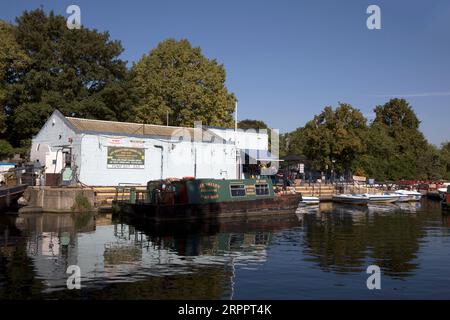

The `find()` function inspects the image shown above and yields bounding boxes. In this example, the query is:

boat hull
[0,185,28,212]
[115,194,302,221]
[332,196,369,205]
[368,195,399,204]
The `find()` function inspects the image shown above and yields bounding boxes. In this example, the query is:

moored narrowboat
[113,178,302,220]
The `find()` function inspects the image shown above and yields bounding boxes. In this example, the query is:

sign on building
[107,147,145,169]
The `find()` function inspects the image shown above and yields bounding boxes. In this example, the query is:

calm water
[1,200,449,299]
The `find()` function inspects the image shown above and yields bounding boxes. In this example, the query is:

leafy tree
[370,98,432,180]
[440,142,450,179]
[0,21,29,136]
[238,119,268,130]
[132,39,236,127]
[301,103,367,175]
[0,139,14,159]
[4,9,135,148]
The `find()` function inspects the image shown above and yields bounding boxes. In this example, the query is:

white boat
[366,193,400,204]
[395,189,422,202]
[385,192,411,202]
[299,196,320,205]
[332,194,370,205]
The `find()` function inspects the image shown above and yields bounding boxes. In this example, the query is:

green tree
[0,139,14,159]
[301,103,367,175]
[132,39,236,127]
[371,98,431,180]
[4,9,135,148]
[440,142,450,179]
[0,21,29,136]
[238,119,268,130]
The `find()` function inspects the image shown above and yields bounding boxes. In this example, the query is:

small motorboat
[385,192,411,202]
[299,196,320,205]
[332,194,370,205]
[366,193,400,204]
[395,190,422,202]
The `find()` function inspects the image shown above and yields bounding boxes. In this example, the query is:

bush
[71,192,93,213]
[0,139,14,160]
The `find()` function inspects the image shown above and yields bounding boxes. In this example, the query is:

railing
[114,185,176,205]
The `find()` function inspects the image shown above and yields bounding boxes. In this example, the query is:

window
[256,184,269,196]
[230,184,246,197]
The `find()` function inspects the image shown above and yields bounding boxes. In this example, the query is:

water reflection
[0,200,449,299]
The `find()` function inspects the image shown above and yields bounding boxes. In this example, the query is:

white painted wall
[77,134,237,186]
[209,128,269,151]
[30,112,239,186]
[30,112,81,173]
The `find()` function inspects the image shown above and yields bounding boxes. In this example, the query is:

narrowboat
[113,178,302,220]
[0,184,28,212]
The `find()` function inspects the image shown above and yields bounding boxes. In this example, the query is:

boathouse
[30,110,269,186]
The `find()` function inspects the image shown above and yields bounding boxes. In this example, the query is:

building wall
[30,112,240,186]
[30,113,82,173]
[209,128,269,151]
[78,134,237,186]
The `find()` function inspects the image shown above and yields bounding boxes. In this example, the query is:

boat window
[256,184,269,196]
[230,184,246,197]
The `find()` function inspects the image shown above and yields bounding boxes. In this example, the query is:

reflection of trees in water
[42,265,232,300]
[0,244,46,299]
[302,207,430,278]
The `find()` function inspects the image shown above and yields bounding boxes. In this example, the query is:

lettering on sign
[107,147,145,169]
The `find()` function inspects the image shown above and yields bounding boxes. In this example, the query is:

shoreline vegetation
[1,9,449,182]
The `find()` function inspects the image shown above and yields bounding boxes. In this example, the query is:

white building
[30,110,269,186]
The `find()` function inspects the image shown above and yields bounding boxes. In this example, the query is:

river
[0,200,449,299]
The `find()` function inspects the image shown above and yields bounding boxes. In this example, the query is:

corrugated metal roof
[65,116,225,142]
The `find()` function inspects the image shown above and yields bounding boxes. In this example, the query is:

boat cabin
[144,178,275,205]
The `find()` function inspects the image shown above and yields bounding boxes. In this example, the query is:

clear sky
[1,0,449,145]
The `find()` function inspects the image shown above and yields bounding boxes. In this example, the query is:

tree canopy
[238,119,269,130]
[282,99,449,181]
[300,103,367,174]
[1,9,135,148]
[131,39,236,127]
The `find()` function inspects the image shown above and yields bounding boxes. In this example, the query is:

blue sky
[1,0,449,145]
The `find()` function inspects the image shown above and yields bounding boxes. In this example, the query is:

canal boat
[114,178,302,220]
[332,194,370,205]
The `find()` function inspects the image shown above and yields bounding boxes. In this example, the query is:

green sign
[107,147,145,169]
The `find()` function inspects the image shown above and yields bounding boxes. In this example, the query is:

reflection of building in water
[14,212,102,292]
[11,213,294,298]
